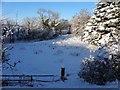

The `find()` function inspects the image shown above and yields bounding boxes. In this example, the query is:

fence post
[61,67,65,81]
[30,76,33,82]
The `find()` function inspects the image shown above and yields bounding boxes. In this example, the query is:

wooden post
[61,67,65,81]
[30,76,33,82]
[118,80,120,90]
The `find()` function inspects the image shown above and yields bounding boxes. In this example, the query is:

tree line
[1,8,91,43]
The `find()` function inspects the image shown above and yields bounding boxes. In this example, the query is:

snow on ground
[3,35,118,88]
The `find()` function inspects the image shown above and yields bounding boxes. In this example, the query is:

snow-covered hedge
[79,57,115,85]
[110,51,120,80]
[2,24,59,43]
[78,48,118,85]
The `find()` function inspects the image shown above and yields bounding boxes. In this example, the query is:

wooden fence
[0,67,67,86]
[0,74,61,86]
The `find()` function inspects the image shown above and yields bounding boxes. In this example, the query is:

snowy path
[3,35,118,88]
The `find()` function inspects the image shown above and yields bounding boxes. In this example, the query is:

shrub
[79,48,116,85]
[110,51,120,80]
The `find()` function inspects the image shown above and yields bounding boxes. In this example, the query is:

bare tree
[37,8,60,34]
[23,17,37,31]
[1,18,21,71]
[71,9,91,35]
[0,19,2,61]
[22,17,38,39]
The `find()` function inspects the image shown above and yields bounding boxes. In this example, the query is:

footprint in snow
[70,52,80,57]
[53,50,63,55]
[19,47,26,50]
[34,50,43,55]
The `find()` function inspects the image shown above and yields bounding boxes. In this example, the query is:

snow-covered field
[3,35,118,88]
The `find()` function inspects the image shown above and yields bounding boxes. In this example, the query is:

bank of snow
[3,35,118,88]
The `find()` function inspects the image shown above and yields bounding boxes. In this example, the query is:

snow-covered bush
[2,23,28,43]
[79,48,116,85]
[110,51,120,80]
[57,19,71,35]
[38,29,55,40]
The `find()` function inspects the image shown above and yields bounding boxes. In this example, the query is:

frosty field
[3,35,118,88]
